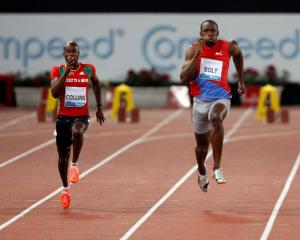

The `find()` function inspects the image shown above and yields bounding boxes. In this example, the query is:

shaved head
[64,41,79,50]
[63,41,80,69]
[200,20,218,31]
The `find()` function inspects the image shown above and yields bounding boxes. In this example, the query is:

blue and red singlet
[190,40,232,101]
[51,63,96,117]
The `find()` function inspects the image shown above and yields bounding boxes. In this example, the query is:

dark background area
[1,0,300,13]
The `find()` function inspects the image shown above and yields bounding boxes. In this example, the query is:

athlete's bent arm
[51,68,70,98]
[91,73,105,125]
[230,41,246,95]
[180,45,199,84]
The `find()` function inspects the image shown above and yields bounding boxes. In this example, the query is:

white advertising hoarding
[0,13,300,82]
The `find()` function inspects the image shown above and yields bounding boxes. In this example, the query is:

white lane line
[0,109,183,231]
[144,130,300,144]
[0,188,63,231]
[225,107,253,139]
[0,113,35,130]
[144,133,191,142]
[260,152,300,240]
[0,112,108,169]
[0,139,55,168]
[81,109,183,179]
[228,130,300,143]
[120,107,253,240]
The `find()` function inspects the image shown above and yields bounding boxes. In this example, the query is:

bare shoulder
[90,69,100,84]
[185,43,197,60]
[228,40,241,56]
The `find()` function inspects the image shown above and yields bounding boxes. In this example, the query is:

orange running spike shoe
[61,188,71,209]
[69,164,79,183]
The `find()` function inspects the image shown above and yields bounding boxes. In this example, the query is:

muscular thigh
[208,99,231,121]
[193,98,231,133]
[192,99,213,134]
[72,117,90,134]
[56,116,73,154]
[56,116,90,153]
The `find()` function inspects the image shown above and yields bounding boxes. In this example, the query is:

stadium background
[1,2,300,240]
[1,0,300,106]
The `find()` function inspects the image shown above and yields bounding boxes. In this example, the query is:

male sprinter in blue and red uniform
[51,41,105,208]
[180,20,246,192]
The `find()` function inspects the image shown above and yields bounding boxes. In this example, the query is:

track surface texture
[0,107,299,240]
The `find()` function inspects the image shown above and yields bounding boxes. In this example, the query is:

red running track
[0,107,300,240]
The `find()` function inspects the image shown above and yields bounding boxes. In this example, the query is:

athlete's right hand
[96,108,105,125]
[194,38,204,58]
[66,56,75,70]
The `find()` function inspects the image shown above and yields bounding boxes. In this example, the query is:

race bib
[199,58,223,81]
[64,87,86,107]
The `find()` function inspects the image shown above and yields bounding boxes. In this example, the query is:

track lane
[0,107,299,240]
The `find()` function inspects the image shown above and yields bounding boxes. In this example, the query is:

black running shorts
[55,115,90,154]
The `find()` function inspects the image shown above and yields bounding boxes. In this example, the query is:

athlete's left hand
[96,108,105,125]
[237,83,246,95]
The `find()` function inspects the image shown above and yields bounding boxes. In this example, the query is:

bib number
[199,58,223,81]
[64,87,86,107]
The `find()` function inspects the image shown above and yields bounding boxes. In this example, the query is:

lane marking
[0,113,35,130]
[143,132,191,142]
[0,139,55,168]
[2,114,298,170]
[0,129,51,138]
[120,107,253,240]
[81,110,183,179]
[260,152,300,240]
[0,109,183,231]
[144,130,300,144]
[0,112,109,169]
[0,188,62,231]
[228,130,300,142]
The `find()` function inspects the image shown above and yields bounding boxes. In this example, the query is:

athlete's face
[200,22,219,46]
[63,45,80,67]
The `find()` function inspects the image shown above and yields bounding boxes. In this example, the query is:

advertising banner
[1,14,300,82]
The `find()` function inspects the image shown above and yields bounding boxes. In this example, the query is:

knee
[72,130,83,141]
[210,115,223,130]
[58,155,69,164]
[195,145,208,156]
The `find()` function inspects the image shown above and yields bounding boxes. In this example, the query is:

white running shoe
[198,173,209,192]
[213,168,227,184]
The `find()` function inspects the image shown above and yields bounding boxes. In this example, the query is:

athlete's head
[63,41,80,67]
[200,20,219,46]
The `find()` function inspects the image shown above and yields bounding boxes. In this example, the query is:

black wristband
[96,103,102,108]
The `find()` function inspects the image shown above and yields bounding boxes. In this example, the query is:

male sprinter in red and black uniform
[180,20,246,192]
[51,41,105,208]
